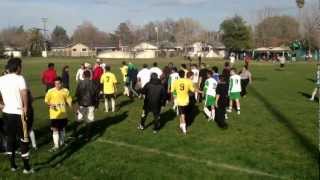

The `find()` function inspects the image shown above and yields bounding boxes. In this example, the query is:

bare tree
[71,21,108,46]
[301,2,320,49]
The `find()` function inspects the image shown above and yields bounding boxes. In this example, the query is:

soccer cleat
[226,108,232,113]
[137,124,144,130]
[49,147,59,153]
[11,167,18,172]
[153,130,158,134]
[23,169,34,174]
[310,98,314,101]
[237,111,241,115]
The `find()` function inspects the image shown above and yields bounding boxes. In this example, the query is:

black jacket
[142,78,166,113]
[75,79,100,107]
[62,71,69,89]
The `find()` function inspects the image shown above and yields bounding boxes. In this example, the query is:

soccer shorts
[229,92,241,100]
[178,106,188,115]
[205,95,216,107]
[105,94,115,99]
[51,119,68,130]
[77,106,95,123]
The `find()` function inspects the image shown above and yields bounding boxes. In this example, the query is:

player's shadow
[158,109,177,130]
[34,111,128,171]
[118,99,134,109]
[306,78,315,83]
[298,91,319,102]
[251,87,318,161]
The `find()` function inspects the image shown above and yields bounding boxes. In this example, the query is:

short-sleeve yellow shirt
[100,72,117,94]
[44,88,72,120]
[171,78,195,106]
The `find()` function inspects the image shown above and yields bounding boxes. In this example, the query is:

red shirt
[42,68,57,86]
[92,66,103,81]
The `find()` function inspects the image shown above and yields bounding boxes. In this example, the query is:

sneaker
[226,108,232,113]
[237,111,240,115]
[23,169,34,174]
[225,114,229,120]
[310,98,314,101]
[153,130,158,134]
[11,167,18,172]
[49,147,59,152]
[137,124,144,130]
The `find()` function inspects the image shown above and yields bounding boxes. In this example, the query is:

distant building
[186,42,226,58]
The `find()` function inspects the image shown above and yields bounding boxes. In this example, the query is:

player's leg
[211,105,216,121]
[104,95,109,112]
[310,87,318,101]
[27,110,37,150]
[138,109,148,130]
[29,129,36,150]
[227,99,233,113]
[51,122,60,151]
[3,114,18,170]
[18,117,33,173]
[152,111,161,133]
[236,98,241,115]
[111,95,116,112]
[85,106,95,140]
[58,119,68,146]
[179,107,187,134]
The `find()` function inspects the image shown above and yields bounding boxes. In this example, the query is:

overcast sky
[0,0,317,34]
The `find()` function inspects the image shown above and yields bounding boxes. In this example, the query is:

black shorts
[178,106,188,115]
[104,94,115,99]
[51,119,68,130]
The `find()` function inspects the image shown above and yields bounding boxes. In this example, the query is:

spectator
[42,63,57,92]
[61,65,70,89]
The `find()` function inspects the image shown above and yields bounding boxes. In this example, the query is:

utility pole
[41,18,48,57]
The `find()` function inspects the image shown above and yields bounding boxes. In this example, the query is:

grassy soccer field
[0,57,318,180]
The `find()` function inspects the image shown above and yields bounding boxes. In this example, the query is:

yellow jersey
[171,78,195,106]
[44,88,72,120]
[120,65,128,82]
[100,72,117,94]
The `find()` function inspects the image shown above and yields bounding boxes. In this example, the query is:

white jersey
[169,72,179,88]
[204,78,218,96]
[76,68,84,81]
[191,69,199,83]
[229,74,241,93]
[137,68,151,88]
[150,67,163,78]
[0,74,27,115]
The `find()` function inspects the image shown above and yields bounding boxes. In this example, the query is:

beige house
[50,43,95,57]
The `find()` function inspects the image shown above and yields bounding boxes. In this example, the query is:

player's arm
[249,73,252,84]
[65,91,73,109]
[0,93,4,110]
[215,94,220,108]
[189,80,195,93]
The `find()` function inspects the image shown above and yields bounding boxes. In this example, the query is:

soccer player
[215,75,229,129]
[74,70,100,140]
[120,61,129,96]
[45,77,72,152]
[171,70,195,134]
[41,63,57,92]
[100,65,117,112]
[180,64,188,78]
[138,73,166,133]
[0,58,33,173]
[240,66,252,97]
[76,64,85,82]
[137,64,151,92]
[227,68,242,115]
[27,90,37,150]
[310,64,320,101]
[150,62,163,79]
[212,66,220,82]
[203,71,218,121]
[198,63,208,102]
[191,64,200,101]
[168,67,180,110]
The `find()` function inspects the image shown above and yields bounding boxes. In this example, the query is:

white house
[186,42,225,58]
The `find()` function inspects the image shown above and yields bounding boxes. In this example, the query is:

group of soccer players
[0,58,247,173]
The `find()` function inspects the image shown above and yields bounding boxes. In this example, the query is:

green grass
[0,57,318,180]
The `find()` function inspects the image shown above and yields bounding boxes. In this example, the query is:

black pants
[241,79,249,97]
[3,113,31,169]
[140,109,160,131]
[215,107,228,128]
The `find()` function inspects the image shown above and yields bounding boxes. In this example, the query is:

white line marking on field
[98,139,287,179]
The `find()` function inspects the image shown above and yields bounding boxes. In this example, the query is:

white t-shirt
[191,69,199,83]
[169,72,179,88]
[204,78,218,96]
[76,68,84,81]
[150,67,163,78]
[0,73,27,115]
[229,74,241,93]
[137,68,151,88]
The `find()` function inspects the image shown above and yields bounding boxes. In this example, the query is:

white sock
[195,92,198,101]
[105,99,109,112]
[111,98,115,112]
[237,107,240,112]
[53,131,59,148]
[211,109,215,120]
[204,107,211,118]
[180,123,187,133]
[29,130,37,148]
[59,129,65,146]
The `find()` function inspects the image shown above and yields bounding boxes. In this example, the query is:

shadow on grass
[306,78,315,83]
[251,87,318,161]
[118,99,134,109]
[34,111,128,171]
[253,77,268,82]
[298,91,319,102]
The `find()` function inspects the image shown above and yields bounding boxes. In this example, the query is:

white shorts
[77,106,95,123]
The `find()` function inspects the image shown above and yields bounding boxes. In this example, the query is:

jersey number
[106,76,110,82]
[179,84,185,91]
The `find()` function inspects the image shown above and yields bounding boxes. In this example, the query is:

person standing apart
[120,61,129,96]
[45,77,72,152]
[240,66,252,97]
[227,68,242,115]
[61,65,70,89]
[215,75,229,129]
[42,63,57,92]
[100,66,117,113]
[171,70,195,135]
[0,58,33,174]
